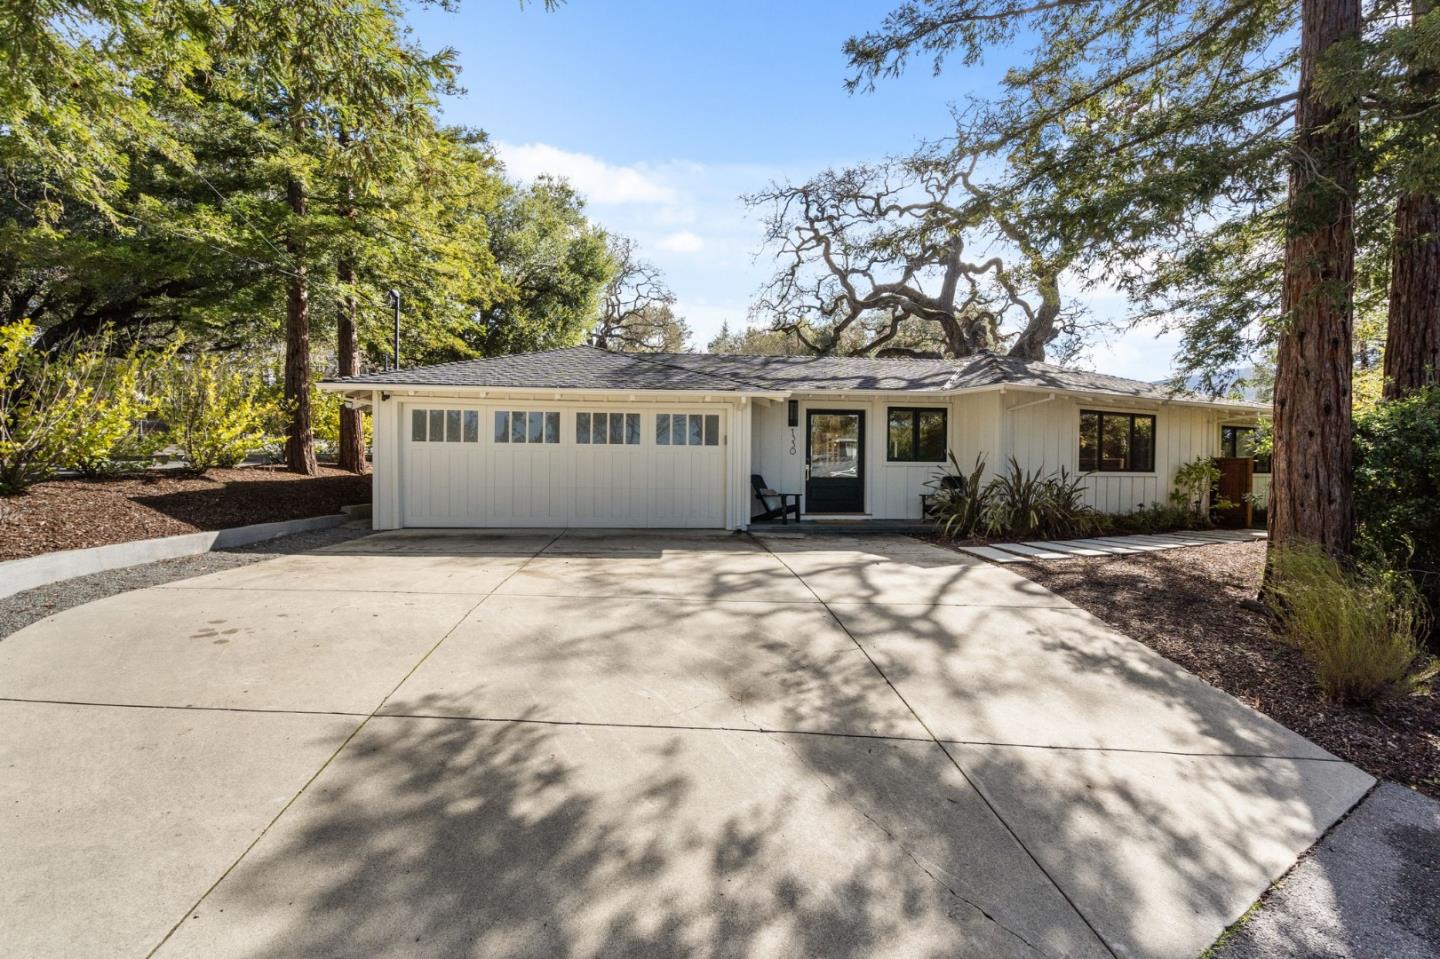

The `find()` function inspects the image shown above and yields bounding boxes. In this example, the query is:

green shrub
[0,322,156,493]
[1266,545,1437,705]
[155,352,280,470]
[1354,386,1440,635]
[1171,456,1222,517]
[979,457,1101,540]
[1105,502,1212,535]
[73,423,168,478]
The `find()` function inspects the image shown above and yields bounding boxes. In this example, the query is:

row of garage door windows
[410,409,722,448]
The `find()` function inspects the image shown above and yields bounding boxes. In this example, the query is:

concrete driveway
[0,530,1371,959]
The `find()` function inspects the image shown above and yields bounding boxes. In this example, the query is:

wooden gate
[1212,457,1254,529]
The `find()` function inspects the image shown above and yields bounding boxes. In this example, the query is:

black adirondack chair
[920,474,966,518]
[751,474,801,523]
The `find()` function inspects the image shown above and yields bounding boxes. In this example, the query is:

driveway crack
[749,533,1120,959]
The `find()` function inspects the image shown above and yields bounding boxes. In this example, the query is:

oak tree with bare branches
[746,148,1082,361]
[591,236,692,352]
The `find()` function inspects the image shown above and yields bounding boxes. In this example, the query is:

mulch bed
[0,466,371,562]
[985,541,1439,799]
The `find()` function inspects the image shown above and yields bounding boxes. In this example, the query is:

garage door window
[411,408,481,443]
[656,413,719,446]
[494,410,560,444]
[577,411,641,445]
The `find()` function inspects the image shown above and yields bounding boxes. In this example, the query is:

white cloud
[497,142,677,206]
[656,230,705,253]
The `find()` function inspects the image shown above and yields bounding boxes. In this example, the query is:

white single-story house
[320,345,1270,530]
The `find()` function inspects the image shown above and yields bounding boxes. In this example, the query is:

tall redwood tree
[1382,0,1440,401]
[1269,0,1362,554]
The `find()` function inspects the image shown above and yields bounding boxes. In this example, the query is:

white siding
[952,391,1004,483]
[367,386,1251,529]
[747,396,958,521]
[998,393,1222,513]
[743,389,1236,521]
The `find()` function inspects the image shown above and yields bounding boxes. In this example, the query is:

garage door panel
[401,403,727,528]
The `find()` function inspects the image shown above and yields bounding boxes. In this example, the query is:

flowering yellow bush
[0,321,156,492]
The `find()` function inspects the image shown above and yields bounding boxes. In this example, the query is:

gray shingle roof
[325,346,749,392]
[326,344,1259,407]
[638,352,963,391]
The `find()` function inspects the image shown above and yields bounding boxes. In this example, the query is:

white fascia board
[318,383,786,402]
[319,378,1265,414]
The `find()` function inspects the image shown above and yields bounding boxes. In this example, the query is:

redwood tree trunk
[336,258,366,473]
[1382,0,1440,400]
[285,172,318,475]
[335,163,366,474]
[1385,194,1440,398]
[1268,0,1360,556]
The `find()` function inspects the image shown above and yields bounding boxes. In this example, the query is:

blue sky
[404,0,1181,379]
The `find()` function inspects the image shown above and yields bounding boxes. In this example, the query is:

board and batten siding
[747,389,1232,522]
[1000,392,1223,513]
[749,395,964,521]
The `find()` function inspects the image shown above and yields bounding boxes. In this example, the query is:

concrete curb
[0,511,360,600]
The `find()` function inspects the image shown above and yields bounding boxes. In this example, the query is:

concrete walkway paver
[960,529,1266,564]
[0,527,1370,959]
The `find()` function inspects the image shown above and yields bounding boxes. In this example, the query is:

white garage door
[400,402,728,527]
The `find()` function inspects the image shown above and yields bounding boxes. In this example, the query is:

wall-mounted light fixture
[787,399,799,427]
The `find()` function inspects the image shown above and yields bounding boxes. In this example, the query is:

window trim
[1220,424,1270,473]
[494,409,562,446]
[1079,409,1157,473]
[577,411,642,446]
[885,406,948,463]
[656,412,721,448]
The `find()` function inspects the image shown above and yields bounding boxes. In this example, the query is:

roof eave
[318,381,788,400]
[999,383,1268,413]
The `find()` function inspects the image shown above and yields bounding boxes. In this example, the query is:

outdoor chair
[751,474,801,524]
[920,474,966,518]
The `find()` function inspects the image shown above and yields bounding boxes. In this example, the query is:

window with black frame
[887,407,947,462]
[1078,410,1156,472]
[1220,425,1270,473]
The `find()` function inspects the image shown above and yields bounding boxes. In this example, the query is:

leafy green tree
[1354,384,1440,631]
[467,177,612,356]
[0,0,214,219]
[706,321,812,356]
[1,101,284,351]
[840,0,1413,554]
[1374,0,1440,399]
[215,0,456,474]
